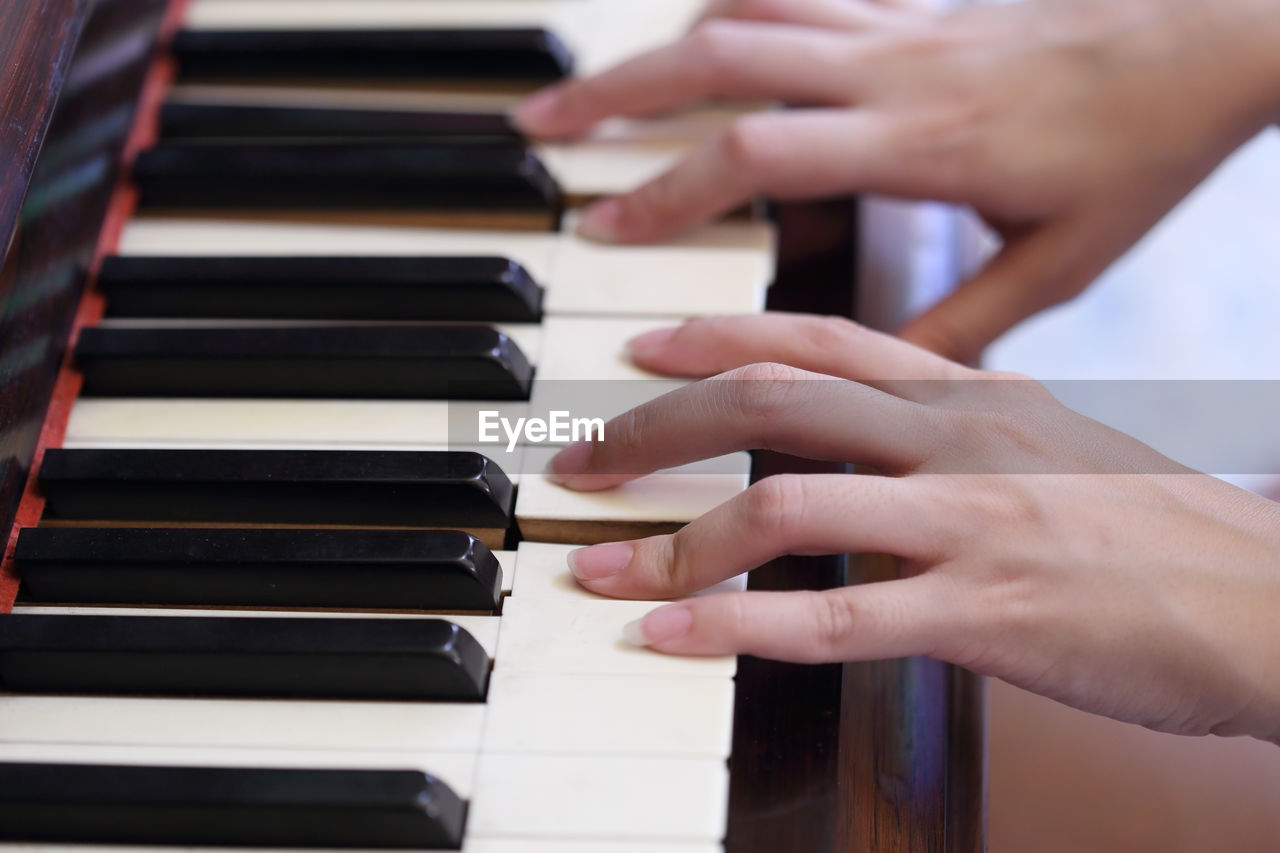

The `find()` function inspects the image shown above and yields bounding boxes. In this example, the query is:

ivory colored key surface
[115,218,773,317]
[511,541,747,600]
[0,844,720,853]
[462,843,720,853]
[482,671,733,758]
[0,695,485,754]
[495,597,735,677]
[2,666,732,753]
[467,754,728,842]
[515,450,751,544]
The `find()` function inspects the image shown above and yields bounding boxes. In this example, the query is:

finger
[568,473,956,599]
[513,22,859,138]
[897,220,1096,364]
[576,110,918,243]
[548,363,938,491]
[627,313,973,394]
[621,577,961,662]
[701,0,909,31]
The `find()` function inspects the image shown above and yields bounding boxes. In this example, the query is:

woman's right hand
[516,0,1280,362]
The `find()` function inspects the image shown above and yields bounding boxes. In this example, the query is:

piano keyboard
[2,543,741,848]
[3,0,766,849]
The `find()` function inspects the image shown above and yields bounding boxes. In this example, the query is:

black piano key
[132,140,562,215]
[173,27,573,83]
[0,614,490,700]
[15,528,502,611]
[160,101,522,142]
[98,255,543,322]
[0,763,465,848]
[74,324,534,399]
[38,449,514,528]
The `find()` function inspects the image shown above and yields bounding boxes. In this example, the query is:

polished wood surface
[0,0,168,609]
[0,0,89,257]
[730,199,987,852]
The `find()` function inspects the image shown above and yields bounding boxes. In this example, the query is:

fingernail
[567,542,634,580]
[627,327,676,361]
[576,199,622,242]
[545,440,592,485]
[622,605,693,646]
[511,88,560,134]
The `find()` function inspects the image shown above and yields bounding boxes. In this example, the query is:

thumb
[898,220,1094,365]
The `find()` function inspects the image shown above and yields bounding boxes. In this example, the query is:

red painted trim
[0,0,188,612]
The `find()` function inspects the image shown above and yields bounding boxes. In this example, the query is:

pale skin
[515,0,1280,362]
[548,315,1280,744]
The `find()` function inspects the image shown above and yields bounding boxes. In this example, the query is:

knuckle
[686,21,747,82]
[556,77,605,119]
[663,529,700,593]
[810,591,859,659]
[742,474,810,542]
[718,115,781,173]
[725,361,803,421]
[605,404,653,460]
[807,314,865,350]
[726,0,791,21]
[963,477,1047,530]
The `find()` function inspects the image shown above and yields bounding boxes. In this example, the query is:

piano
[0,1,985,851]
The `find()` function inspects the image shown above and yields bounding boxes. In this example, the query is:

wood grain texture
[728,200,854,853]
[729,199,987,852]
[0,0,90,258]
[0,0,168,611]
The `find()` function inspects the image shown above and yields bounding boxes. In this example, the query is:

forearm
[1171,0,1280,140]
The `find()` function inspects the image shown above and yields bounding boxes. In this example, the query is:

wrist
[1192,0,1280,139]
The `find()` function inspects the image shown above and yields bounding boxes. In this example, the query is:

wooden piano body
[0,1,985,850]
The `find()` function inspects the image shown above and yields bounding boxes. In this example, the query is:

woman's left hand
[547,314,1280,743]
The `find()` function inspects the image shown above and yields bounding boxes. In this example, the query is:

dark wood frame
[0,4,985,849]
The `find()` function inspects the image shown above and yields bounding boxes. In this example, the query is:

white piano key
[494,598,735,677]
[482,671,733,758]
[463,842,720,853]
[546,218,772,317]
[10,607,501,660]
[183,0,597,57]
[511,541,747,601]
[0,744,476,798]
[495,549,517,595]
[0,695,484,753]
[533,315,677,381]
[515,449,751,543]
[114,219,772,317]
[535,141,686,198]
[64,397,530,460]
[467,754,728,842]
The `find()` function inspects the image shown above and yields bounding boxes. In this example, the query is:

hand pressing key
[515,0,1280,362]
[547,314,1280,743]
